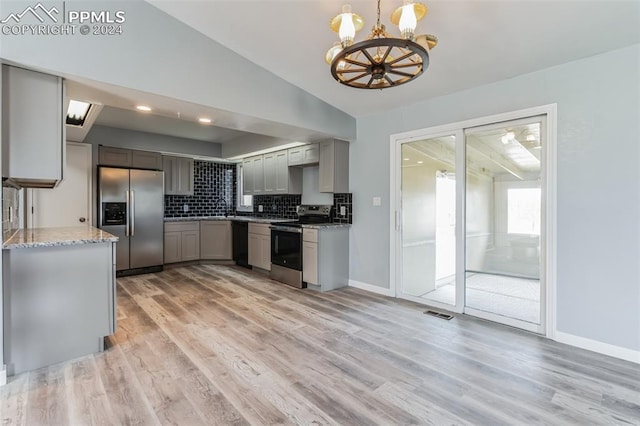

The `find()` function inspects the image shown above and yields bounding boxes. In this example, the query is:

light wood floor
[1,264,639,425]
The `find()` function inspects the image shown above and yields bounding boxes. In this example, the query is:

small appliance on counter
[269,205,333,288]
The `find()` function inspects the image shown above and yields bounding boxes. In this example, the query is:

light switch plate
[373,197,381,206]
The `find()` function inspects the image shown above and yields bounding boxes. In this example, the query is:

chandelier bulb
[338,4,357,45]
[399,0,418,39]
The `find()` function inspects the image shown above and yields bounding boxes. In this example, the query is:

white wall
[351,44,640,352]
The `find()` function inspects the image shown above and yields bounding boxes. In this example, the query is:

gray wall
[350,44,640,351]
[85,125,222,158]
[0,0,355,143]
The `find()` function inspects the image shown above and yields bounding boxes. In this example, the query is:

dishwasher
[232,221,249,268]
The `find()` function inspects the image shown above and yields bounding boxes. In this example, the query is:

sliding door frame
[390,104,557,338]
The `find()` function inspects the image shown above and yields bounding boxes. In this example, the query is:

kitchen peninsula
[2,226,117,376]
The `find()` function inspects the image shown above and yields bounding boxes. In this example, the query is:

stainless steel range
[270,205,333,288]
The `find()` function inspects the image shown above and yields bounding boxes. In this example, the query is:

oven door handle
[269,226,303,233]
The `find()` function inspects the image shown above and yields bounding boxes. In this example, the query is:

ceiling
[64,1,640,150]
[148,0,640,117]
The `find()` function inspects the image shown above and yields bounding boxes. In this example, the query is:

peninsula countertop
[3,226,119,250]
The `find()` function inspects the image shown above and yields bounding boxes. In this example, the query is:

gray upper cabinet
[242,155,264,195]
[99,146,162,170]
[288,144,319,166]
[319,139,349,193]
[263,150,302,195]
[163,155,194,196]
[2,65,65,188]
[99,146,132,167]
[131,150,162,170]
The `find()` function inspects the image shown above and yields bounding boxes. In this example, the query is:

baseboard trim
[0,366,6,386]
[555,331,640,364]
[348,279,395,297]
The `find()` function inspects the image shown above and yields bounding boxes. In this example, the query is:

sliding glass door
[395,111,550,334]
[399,133,460,309]
[464,117,545,332]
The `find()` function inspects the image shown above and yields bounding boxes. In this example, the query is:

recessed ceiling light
[136,105,152,112]
[526,134,536,142]
[403,158,410,161]
[198,117,212,124]
[417,160,424,164]
[501,131,515,144]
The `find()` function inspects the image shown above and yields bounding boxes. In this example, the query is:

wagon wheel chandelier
[325,0,438,90]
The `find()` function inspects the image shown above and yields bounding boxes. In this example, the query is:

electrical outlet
[373,197,381,206]
[183,204,189,213]
[258,205,263,212]
[340,206,346,216]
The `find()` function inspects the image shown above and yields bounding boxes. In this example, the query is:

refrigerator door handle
[125,190,130,237]
[130,190,135,237]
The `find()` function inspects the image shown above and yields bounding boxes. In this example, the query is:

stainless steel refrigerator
[98,167,164,273]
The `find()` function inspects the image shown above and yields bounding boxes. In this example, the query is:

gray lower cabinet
[303,227,349,291]
[200,220,232,260]
[98,146,162,170]
[2,242,116,376]
[319,140,349,193]
[248,223,271,270]
[2,65,65,188]
[163,155,194,195]
[164,221,200,263]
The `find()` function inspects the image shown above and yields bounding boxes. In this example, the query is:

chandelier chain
[377,0,381,27]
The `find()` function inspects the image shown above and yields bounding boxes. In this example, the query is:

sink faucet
[213,197,229,216]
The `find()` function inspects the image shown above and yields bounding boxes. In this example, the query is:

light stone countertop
[3,226,119,250]
[164,216,290,224]
[301,223,351,229]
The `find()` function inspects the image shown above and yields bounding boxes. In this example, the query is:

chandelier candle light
[326,0,437,89]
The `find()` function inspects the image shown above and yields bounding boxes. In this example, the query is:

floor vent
[424,310,454,320]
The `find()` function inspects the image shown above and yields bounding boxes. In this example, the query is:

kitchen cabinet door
[319,140,349,193]
[2,65,65,187]
[274,150,289,193]
[181,230,200,261]
[248,233,262,268]
[163,156,194,195]
[263,153,276,193]
[288,144,319,166]
[164,232,181,264]
[200,221,232,260]
[303,241,318,285]
[252,156,265,194]
[242,158,254,195]
[99,146,132,168]
[260,234,271,271]
[132,150,162,170]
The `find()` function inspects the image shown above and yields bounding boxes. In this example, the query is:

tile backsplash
[249,195,302,219]
[333,193,353,224]
[164,161,237,218]
[2,186,21,238]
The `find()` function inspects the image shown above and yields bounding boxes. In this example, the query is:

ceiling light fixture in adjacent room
[136,105,152,112]
[198,117,212,124]
[326,0,437,89]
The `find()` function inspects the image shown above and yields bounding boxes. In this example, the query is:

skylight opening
[66,100,92,126]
